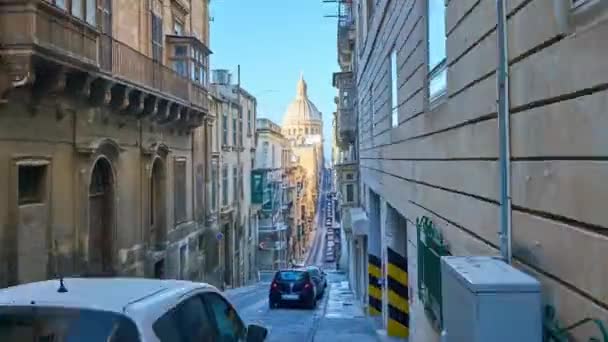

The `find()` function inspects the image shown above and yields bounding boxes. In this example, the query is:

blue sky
[209,0,338,159]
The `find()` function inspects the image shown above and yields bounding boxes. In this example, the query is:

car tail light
[271,281,278,289]
[304,282,311,289]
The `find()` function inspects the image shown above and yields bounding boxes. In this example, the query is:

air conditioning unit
[441,256,542,342]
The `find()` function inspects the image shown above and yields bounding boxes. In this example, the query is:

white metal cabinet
[441,256,542,342]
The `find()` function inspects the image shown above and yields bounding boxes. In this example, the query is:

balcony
[0,1,208,126]
[337,1,355,70]
[332,71,356,147]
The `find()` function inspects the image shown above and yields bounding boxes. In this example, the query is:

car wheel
[308,297,316,310]
[269,300,277,309]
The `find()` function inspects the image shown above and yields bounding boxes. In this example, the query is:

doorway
[88,158,115,275]
[150,158,166,250]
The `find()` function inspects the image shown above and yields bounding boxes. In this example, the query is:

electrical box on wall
[441,256,542,342]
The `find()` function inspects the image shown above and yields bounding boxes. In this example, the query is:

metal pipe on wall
[496,0,512,263]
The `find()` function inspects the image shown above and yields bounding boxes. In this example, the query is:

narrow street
[305,168,332,268]
[225,169,379,341]
[225,271,379,342]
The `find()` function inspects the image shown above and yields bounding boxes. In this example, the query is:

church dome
[282,74,322,126]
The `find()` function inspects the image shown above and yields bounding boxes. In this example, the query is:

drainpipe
[496,0,512,263]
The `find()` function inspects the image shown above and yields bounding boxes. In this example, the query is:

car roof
[0,278,215,315]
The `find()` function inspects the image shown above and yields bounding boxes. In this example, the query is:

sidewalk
[371,315,408,342]
[313,278,379,342]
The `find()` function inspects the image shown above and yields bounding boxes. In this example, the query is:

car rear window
[276,271,306,281]
[0,306,140,342]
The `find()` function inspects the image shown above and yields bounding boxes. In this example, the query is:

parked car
[269,269,317,310]
[0,278,268,342]
[305,266,327,298]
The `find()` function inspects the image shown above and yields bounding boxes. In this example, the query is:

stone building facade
[211,69,257,288]
[337,0,608,340]
[0,0,213,287]
[253,118,289,270]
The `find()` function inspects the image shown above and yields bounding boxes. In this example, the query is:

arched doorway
[88,158,115,276]
[150,158,166,251]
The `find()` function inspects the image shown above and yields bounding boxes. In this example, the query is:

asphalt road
[224,168,342,342]
[305,168,333,268]
[224,271,380,342]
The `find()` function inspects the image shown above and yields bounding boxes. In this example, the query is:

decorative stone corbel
[89,78,113,107]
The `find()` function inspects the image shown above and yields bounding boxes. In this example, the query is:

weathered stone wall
[356,0,608,340]
[0,90,201,286]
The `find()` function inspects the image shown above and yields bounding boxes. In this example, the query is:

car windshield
[0,306,140,342]
[277,271,306,281]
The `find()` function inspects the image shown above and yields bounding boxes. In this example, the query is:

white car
[0,278,268,342]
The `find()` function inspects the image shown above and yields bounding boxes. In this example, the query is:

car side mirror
[247,324,268,342]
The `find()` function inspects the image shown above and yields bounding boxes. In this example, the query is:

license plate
[281,294,299,300]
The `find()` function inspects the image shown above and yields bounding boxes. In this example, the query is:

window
[271,145,276,168]
[152,14,163,62]
[305,127,309,135]
[357,2,364,49]
[97,0,112,35]
[71,0,83,19]
[202,293,246,341]
[174,158,187,224]
[191,47,207,86]
[211,166,218,211]
[346,173,354,180]
[173,60,187,77]
[366,0,375,32]
[173,18,184,35]
[390,48,399,127]
[222,165,228,206]
[18,164,47,205]
[54,0,67,10]
[346,184,354,202]
[0,307,141,342]
[232,108,238,146]
[232,167,238,203]
[71,0,97,23]
[238,109,243,147]
[192,64,201,83]
[153,295,217,342]
[222,108,228,146]
[247,109,252,135]
[428,0,447,103]
[240,166,244,199]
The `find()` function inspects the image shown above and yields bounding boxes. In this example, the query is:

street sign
[216,232,224,241]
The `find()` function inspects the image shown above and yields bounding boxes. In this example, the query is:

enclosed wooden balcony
[332,71,356,147]
[0,0,209,126]
[337,1,355,70]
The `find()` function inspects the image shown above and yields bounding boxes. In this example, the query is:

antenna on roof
[54,240,68,293]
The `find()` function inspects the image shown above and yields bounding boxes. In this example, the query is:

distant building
[210,69,257,288]
[282,75,324,239]
[253,118,307,270]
